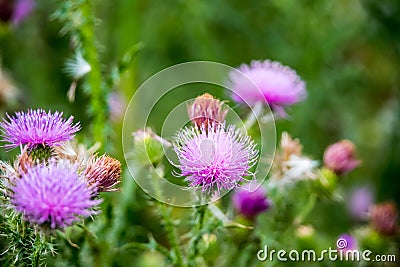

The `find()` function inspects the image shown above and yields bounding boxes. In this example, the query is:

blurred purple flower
[0,109,80,149]
[233,184,270,219]
[0,0,34,25]
[174,124,258,193]
[12,0,34,25]
[348,186,374,220]
[337,233,357,251]
[108,91,126,122]
[11,161,101,229]
[228,60,306,116]
[323,140,360,175]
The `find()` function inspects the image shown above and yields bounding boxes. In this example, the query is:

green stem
[79,1,108,149]
[188,204,207,265]
[159,203,185,266]
[152,169,185,266]
[116,241,170,259]
[294,193,317,225]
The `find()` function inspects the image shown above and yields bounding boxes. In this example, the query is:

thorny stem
[188,204,207,265]
[79,1,108,149]
[152,168,185,267]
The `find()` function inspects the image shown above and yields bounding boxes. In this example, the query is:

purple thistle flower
[174,123,258,193]
[233,184,270,219]
[11,160,101,229]
[228,60,306,116]
[0,109,80,149]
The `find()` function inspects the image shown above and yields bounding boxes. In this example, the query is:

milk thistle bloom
[232,184,270,219]
[11,161,101,229]
[174,123,258,193]
[84,154,122,192]
[0,109,81,149]
[228,60,306,116]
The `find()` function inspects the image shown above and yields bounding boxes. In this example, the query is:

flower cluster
[126,59,398,267]
[0,109,121,230]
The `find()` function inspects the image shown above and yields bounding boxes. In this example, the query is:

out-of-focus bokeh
[0,0,399,266]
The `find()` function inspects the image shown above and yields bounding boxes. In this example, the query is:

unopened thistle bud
[84,155,122,192]
[187,93,228,129]
[370,202,398,236]
[132,128,165,165]
[323,140,360,175]
[232,184,270,219]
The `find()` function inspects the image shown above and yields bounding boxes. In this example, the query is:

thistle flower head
[84,154,122,192]
[323,140,360,175]
[174,123,258,193]
[11,160,101,229]
[232,184,270,219]
[228,60,306,116]
[0,109,81,149]
[370,202,398,236]
[64,52,91,79]
[187,93,228,129]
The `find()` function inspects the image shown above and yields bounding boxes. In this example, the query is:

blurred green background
[0,0,399,266]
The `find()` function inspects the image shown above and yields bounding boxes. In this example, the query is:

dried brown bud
[323,140,360,175]
[84,154,122,192]
[187,93,228,129]
[370,202,398,236]
[280,132,303,160]
[16,150,34,174]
